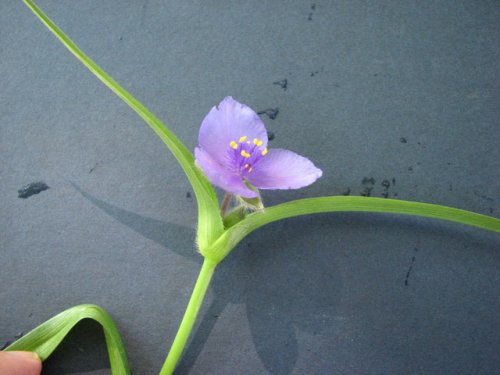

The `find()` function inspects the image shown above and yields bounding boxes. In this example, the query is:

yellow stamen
[253,138,263,146]
[248,167,253,172]
[241,150,251,158]
[261,148,268,156]
[244,164,249,168]
[239,136,247,143]
[229,141,238,149]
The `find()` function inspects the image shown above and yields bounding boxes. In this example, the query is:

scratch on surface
[18,182,49,199]
[273,79,288,90]
[257,108,279,120]
[405,248,418,286]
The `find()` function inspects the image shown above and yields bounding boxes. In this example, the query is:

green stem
[160,258,217,375]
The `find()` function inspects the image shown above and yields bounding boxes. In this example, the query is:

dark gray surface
[1,1,499,374]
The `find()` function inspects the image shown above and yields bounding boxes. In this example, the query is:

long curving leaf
[5,304,130,375]
[22,0,224,249]
[205,196,500,262]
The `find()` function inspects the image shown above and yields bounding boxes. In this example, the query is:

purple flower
[195,97,323,198]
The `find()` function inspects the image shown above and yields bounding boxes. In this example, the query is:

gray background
[1,1,499,374]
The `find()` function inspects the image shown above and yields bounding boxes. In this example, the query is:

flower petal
[246,149,322,190]
[198,97,268,166]
[195,147,258,198]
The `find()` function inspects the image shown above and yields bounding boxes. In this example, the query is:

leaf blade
[22,0,224,249]
[206,196,500,261]
[5,304,130,375]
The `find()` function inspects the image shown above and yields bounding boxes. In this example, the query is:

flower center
[228,135,267,174]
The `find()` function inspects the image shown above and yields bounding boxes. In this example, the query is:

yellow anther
[253,138,263,146]
[229,141,238,149]
[261,148,268,156]
[240,150,251,158]
[248,167,253,172]
[244,164,249,169]
[239,136,247,143]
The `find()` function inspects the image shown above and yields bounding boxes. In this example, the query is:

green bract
[11,1,500,375]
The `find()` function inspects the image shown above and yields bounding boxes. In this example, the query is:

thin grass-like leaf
[206,196,500,261]
[5,304,130,375]
[22,0,224,249]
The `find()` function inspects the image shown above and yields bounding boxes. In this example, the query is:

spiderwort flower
[195,97,322,198]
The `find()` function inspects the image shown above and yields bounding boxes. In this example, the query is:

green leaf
[22,0,224,250]
[205,196,500,261]
[5,304,130,375]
